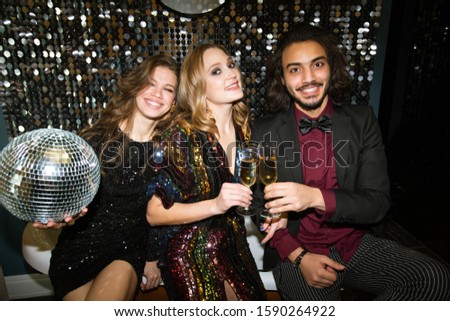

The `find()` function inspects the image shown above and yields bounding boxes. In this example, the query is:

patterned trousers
[273,233,450,300]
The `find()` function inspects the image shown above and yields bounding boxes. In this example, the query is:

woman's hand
[140,260,162,291]
[210,182,253,214]
[260,214,288,244]
[32,208,88,229]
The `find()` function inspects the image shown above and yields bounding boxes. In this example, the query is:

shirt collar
[294,99,334,126]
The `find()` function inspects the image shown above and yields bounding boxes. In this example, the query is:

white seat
[244,216,277,291]
[22,222,60,274]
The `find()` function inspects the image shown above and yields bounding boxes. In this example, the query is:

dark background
[379,0,450,264]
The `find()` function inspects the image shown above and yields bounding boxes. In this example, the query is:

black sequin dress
[147,124,266,300]
[49,133,161,299]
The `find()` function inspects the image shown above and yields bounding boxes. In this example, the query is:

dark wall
[379,0,450,263]
[0,108,29,275]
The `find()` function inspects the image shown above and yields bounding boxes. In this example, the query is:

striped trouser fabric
[272,233,450,300]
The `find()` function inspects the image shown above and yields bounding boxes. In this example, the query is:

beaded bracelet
[293,249,309,267]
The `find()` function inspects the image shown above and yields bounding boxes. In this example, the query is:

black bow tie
[299,115,332,135]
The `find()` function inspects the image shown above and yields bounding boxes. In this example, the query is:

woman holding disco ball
[34,55,179,300]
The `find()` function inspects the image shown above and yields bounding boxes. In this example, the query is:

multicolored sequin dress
[147,124,266,300]
[49,132,162,299]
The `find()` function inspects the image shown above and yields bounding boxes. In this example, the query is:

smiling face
[202,47,243,110]
[135,65,177,121]
[281,40,331,115]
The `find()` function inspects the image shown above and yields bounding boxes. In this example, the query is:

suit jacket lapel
[331,106,350,185]
[276,109,303,184]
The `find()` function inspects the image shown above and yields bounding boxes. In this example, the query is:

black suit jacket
[252,105,391,270]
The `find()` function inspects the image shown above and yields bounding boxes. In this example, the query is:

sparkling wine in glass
[259,143,281,219]
[236,141,260,216]
[240,156,257,187]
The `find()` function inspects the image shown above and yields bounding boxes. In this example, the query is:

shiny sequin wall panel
[0,0,383,138]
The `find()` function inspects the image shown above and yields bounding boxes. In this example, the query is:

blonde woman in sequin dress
[36,55,179,300]
[146,44,266,300]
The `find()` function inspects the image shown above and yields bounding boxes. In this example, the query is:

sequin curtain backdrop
[0,0,383,139]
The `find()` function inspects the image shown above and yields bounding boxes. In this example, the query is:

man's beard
[291,82,330,111]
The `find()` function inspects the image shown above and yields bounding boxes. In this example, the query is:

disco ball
[0,128,101,223]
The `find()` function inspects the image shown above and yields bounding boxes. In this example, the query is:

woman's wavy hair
[266,23,353,113]
[175,43,251,141]
[79,54,179,166]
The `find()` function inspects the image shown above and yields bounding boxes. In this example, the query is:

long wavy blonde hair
[175,43,251,141]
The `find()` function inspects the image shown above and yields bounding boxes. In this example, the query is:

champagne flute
[236,141,260,216]
[259,143,280,219]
